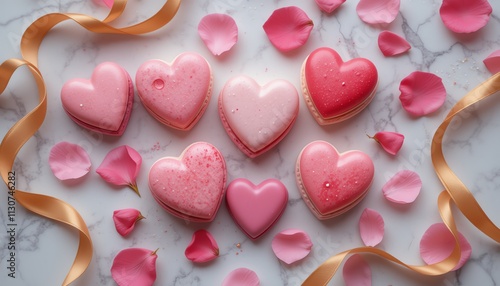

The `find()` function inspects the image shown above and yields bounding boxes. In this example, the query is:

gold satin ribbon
[303,72,500,285]
[0,0,181,285]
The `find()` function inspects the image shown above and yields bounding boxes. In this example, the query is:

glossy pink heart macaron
[148,142,226,222]
[135,52,212,130]
[60,62,134,136]
[296,140,374,220]
[218,76,299,158]
[226,178,288,239]
[301,47,378,125]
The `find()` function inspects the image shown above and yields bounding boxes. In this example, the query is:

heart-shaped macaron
[60,62,133,136]
[148,142,226,222]
[135,52,212,130]
[301,47,378,125]
[218,76,299,158]
[296,141,374,220]
[226,178,288,239]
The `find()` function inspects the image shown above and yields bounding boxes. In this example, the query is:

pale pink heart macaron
[135,52,212,130]
[60,62,134,136]
[148,142,226,223]
[296,140,375,220]
[218,76,299,158]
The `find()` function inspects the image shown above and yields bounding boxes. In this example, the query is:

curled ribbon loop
[0,0,181,285]
[303,72,500,285]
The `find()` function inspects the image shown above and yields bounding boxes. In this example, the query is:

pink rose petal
[483,50,500,74]
[185,230,219,263]
[314,0,346,13]
[222,268,260,286]
[378,31,411,57]
[356,0,400,25]
[96,145,142,196]
[383,170,422,204]
[343,254,372,286]
[49,142,91,181]
[198,13,238,56]
[111,248,158,286]
[359,208,384,247]
[440,0,492,33]
[368,131,404,155]
[92,0,113,8]
[399,71,446,117]
[420,223,472,270]
[113,208,145,237]
[263,6,314,52]
[271,229,313,264]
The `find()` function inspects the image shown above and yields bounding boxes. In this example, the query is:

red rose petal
[222,268,260,286]
[399,71,446,117]
[343,254,372,286]
[185,230,219,263]
[483,50,500,74]
[440,0,492,33]
[420,223,472,270]
[111,248,158,286]
[198,13,238,56]
[49,142,91,181]
[382,170,422,204]
[314,0,346,13]
[92,0,113,8]
[263,6,314,52]
[359,208,384,247]
[356,0,400,25]
[369,131,404,155]
[378,31,411,57]
[113,208,144,237]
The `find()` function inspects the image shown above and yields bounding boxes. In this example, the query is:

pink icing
[61,62,133,136]
[303,47,378,121]
[297,141,374,219]
[135,52,212,130]
[226,178,288,239]
[148,142,226,222]
[219,76,299,157]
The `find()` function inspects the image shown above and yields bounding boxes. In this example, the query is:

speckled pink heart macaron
[148,142,226,222]
[296,140,374,220]
[60,62,134,136]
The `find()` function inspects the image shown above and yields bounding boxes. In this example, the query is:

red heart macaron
[226,178,288,239]
[60,62,134,136]
[301,47,378,125]
[148,142,226,222]
[296,140,374,220]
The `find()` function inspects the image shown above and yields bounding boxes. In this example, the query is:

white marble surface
[1,0,500,285]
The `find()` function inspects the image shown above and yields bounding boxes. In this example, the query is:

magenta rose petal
[222,268,260,286]
[378,31,411,57]
[198,13,238,56]
[343,254,372,286]
[356,0,400,25]
[399,71,446,117]
[314,0,346,13]
[439,0,492,33]
[359,208,385,247]
[113,208,145,237]
[271,229,313,264]
[111,248,158,286]
[420,223,472,270]
[185,229,219,263]
[49,142,91,181]
[383,170,422,204]
[368,131,404,155]
[263,6,314,52]
[483,50,500,74]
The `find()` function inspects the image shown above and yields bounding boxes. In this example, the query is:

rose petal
[222,268,260,286]
[343,254,372,286]
[113,208,145,237]
[185,229,219,263]
[399,71,446,117]
[356,0,400,25]
[483,50,500,74]
[314,0,346,13]
[369,131,404,155]
[420,223,472,270]
[383,170,422,204]
[378,31,411,57]
[439,0,492,33]
[263,6,314,52]
[92,0,113,8]
[49,142,91,180]
[96,145,142,196]
[111,248,158,286]
[198,13,238,56]
[271,229,313,264]
[359,208,384,247]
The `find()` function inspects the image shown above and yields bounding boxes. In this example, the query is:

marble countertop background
[1,0,500,285]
